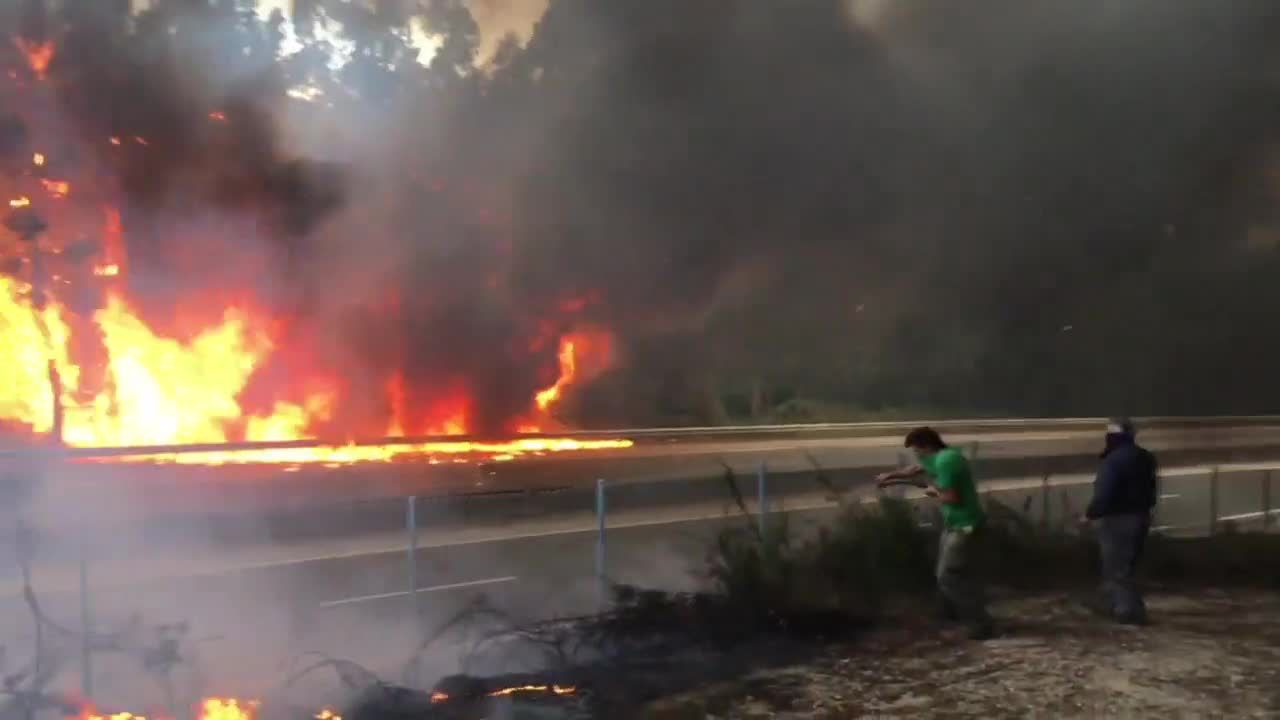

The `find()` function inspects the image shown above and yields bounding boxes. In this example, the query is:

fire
[535,339,576,412]
[489,685,577,697]
[197,698,258,720]
[41,178,71,197]
[532,328,615,415]
[79,711,158,720]
[0,32,629,468]
[429,684,576,705]
[70,698,291,720]
[314,710,342,720]
[14,37,55,79]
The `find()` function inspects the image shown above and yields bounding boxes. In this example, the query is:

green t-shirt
[920,447,985,529]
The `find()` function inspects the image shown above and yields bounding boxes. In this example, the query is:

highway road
[10,421,1280,539]
[2,421,1279,694]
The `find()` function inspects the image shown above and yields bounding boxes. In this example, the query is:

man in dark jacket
[1084,418,1158,624]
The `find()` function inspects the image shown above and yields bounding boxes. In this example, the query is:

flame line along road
[16,423,1280,517]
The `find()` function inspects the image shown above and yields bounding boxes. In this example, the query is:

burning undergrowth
[0,1,622,463]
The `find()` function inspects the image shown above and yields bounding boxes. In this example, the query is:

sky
[242,0,549,68]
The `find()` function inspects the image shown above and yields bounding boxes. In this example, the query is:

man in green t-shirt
[877,427,994,639]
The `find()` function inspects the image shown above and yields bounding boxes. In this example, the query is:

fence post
[404,495,422,687]
[78,539,92,698]
[1208,468,1219,536]
[757,462,768,536]
[1040,472,1051,531]
[895,452,909,499]
[1263,470,1273,531]
[595,479,608,608]
[406,496,419,603]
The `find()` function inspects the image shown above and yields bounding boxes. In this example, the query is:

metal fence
[16,444,1280,700]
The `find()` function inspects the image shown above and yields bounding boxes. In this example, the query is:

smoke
[9,0,1280,438]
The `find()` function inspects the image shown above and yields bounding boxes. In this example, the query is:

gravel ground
[643,590,1280,719]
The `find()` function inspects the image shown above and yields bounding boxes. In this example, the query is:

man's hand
[875,472,899,487]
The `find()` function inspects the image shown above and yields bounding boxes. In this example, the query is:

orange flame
[532,328,615,418]
[13,37,54,79]
[79,710,158,720]
[429,692,449,704]
[489,684,576,697]
[196,698,258,720]
[535,338,577,412]
[0,58,625,467]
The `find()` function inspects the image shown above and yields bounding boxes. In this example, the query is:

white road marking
[318,575,519,608]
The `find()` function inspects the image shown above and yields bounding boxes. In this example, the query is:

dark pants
[1097,513,1150,621]
[937,526,992,629]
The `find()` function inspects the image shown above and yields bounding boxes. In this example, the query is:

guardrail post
[757,462,768,536]
[595,479,608,608]
[1208,468,1219,536]
[78,538,92,698]
[1263,470,1273,531]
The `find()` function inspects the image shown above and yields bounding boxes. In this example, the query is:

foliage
[707,497,936,625]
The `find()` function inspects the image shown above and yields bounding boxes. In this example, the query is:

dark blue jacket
[1086,440,1158,519]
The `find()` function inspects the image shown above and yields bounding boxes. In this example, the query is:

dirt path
[644,591,1280,719]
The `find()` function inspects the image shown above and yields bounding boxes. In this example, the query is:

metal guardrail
[4,415,1280,462]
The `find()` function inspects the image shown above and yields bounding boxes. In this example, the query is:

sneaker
[1079,595,1113,619]
[938,599,961,623]
[1116,611,1148,626]
[968,621,996,641]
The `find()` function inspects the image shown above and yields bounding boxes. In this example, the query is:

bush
[708,497,937,625]
[707,489,1280,628]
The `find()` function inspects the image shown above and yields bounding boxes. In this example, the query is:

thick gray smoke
[8,0,1280,433]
